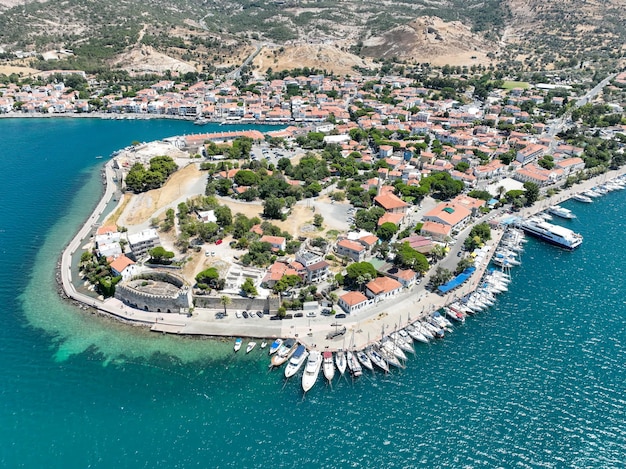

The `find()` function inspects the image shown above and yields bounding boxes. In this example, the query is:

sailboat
[322,351,335,382]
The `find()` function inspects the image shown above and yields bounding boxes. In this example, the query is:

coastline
[57,140,626,351]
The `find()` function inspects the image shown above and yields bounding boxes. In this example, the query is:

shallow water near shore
[1,118,625,467]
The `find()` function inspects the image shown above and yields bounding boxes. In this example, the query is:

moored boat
[260,341,267,349]
[548,205,576,219]
[234,338,242,352]
[322,351,335,382]
[366,346,389,373]
[270,339,296,367]
[246,341,257,353]
[335,350,347,375]
[346,351,362,377]
[518,219,583,250]
[356,350,374,371]
[285,344,308,378]
[302,350,322,392]
[572,193,593,203]
[268,338,283,355]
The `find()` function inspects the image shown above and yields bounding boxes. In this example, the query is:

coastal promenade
[59,158,626,350]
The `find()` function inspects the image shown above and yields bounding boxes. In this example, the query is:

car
[256,311,263,318]
[270,315,281,320]
[235,311,242,318]
[216,239,223,245]
[242,311,249,318]
[321,309,332,316]
[457,251,463,257]
[294,312,304,318]
[215,312,225,319]
[306,312,316,318]
[335,313,346,318]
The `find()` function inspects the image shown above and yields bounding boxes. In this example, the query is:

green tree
[148,246,175,263]
[377,222,398,241]
[313,214,324,228]
[220,295,232,315]
[523,181,540,206]
[346,262,377,285]
[263,197,286,219]
[394,242,430,273]
[241,277,258,297]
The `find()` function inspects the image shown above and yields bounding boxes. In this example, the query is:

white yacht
[335,350,347,375]
[519,219,583,250]
[548,205,576,219]
[302,350,322,392]
[322,351,335,382]
[366,347,389,373]
[285,345,309,378]
[572,193,593,203]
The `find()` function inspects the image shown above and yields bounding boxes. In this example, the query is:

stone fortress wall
[115,271,192,313]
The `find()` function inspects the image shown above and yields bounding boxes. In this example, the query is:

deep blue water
[0,118,624,468]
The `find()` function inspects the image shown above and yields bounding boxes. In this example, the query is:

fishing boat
[234,338,242,352]
[284,345,308,378]
[246,341,257,353]
[322,351,335,382]
[260,341,267,349]
[268,338,283,355]
[270,339,296,367]
[548,205,576,219]
[346,351,362,377]
[335,350,347,375]
[366,347,389,373]
[302,350,322,392]
[356,350,374,371]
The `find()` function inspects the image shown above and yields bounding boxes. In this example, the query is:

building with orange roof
[259,235,286,252]
[365,276,403,301]
[374,192,409,214]
[336,238,367,262]
[423,201,472,231]
[96,225,118,236]
[377,212,405,227]
[109,254,137,280]
[384,266,418,287]
[338,291,372,314]
[420,221,452,241]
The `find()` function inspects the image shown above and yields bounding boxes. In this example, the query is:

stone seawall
[194,295,279,313]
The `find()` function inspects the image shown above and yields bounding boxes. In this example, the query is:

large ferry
[519,219,583,250]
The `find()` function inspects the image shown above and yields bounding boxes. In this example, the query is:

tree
[195,267,223,290]
[394,242,429,273]
[431,266,453,288]
[148,246,175,263]
[523,181,540,206]
[377,222,398,241]
[241,278,258,297]
[430,244,447,262]
[234,169,259,186]
[220,295,232,315]
[262,197,286,219]
[346,262,377,286]
[313,214,324,228]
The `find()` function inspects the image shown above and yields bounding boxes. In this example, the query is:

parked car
[294,312,304,318]
[216,239,223,245]
[256,311,263,318]
[235,311,242,318]
[335,313,346,318]
[242,311,249,318]
[306,312,316,318]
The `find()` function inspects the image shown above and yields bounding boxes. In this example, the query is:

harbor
[56,143,626,392]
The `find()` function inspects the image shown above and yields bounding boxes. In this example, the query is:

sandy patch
[0,64,39,76]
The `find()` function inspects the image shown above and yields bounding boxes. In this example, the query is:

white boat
[518,219,583,250]
[548,205,576,219]
[356,350,374,371]
[411,322,434,340]
[260,341,267,349]
[572,193,593,203]
[446,308,466,323]
[234,338,242,352]
[246,341,257,353]
[432,311,453,328]
[405,324,429,343]
[268,338,282,355]
[376,345,404,369]
[583,189,602,198]
[285,345,309,378]
[366,347,389,372]
[381,338,408,361]
[346,351,362,377]
[322,351,335,382]
[270,339,296,367]
[335,350,347,375]
[390,332,415,353]
[302,350,322,392]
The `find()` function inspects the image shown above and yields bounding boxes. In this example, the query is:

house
[262,261,301,287]
[385,266,418,287]
[516,143,547,166]
[374,193,409,214]
[513,164,563,187]
[296,250,330,283]
[336,238,367,262]
[365,276,403,301]
[259,235,287,252]
[357,235,379,252]
[127,228,160,258]
[377,212,405,227]
[555,157,585,175]
[338,291,371,314]
[400,235,434,254]
[423,202,472,232]
[420,221,452,241]
[109,254,137,281]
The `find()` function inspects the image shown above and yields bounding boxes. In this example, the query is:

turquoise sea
[0,118,624,468]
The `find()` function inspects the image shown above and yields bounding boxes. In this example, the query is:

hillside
[0,0,623,77]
